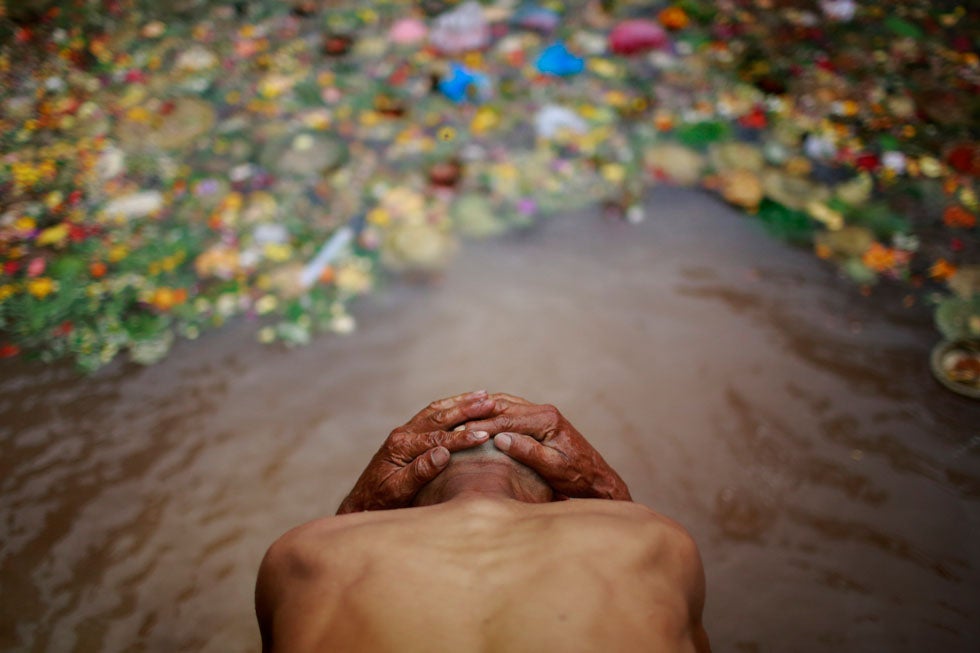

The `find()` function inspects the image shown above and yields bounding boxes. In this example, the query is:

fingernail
[471,430,489,441]
[432,447,450,466]
[469,389,488,398]
[494,433,511,451]
[454,425,466,431]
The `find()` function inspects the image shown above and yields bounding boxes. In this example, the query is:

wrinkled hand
[336,391,495,514]
[463,393,632,501]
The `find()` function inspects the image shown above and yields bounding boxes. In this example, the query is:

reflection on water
[1,190,978,652]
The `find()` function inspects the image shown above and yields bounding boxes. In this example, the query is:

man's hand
[336,391,495,514]
[463,393,632,501]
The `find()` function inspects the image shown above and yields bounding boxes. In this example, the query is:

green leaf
[50,256,87,281]
[846,202,910,240]
[884,16,924,40]
[676,121,731,150]
[755,199,815,245]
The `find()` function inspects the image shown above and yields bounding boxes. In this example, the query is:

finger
[493,433,565,474]
[488,392,533,406]
[409,397,496,432]
[434,389,488,409]
[464,404,561,440]
[404,392,488,429]
[394,446,451,495]
[399,428,489,457]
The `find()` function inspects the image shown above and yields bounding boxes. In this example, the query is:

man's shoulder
[548,500,701,560]
[264,509,397,559]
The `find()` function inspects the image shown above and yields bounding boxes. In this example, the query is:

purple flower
[517,198,537,215]
[195,179,220,196]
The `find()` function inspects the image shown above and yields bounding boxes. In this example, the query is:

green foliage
[676,121,732,150]
[846,202,911,240]
[755,199,815,245]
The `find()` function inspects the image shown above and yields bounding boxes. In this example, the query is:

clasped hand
[338,391,631,514]
[464,393,632,502]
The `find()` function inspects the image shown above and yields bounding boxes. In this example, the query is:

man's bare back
[256,392,710,652]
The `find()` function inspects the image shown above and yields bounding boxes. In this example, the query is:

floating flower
[943,206,976,229]
[27,277,57,299]
[36,223,69,247]
[27,257,46,278]
[149,287,188,311]
[861,243,898,273]
[658,7,690,31]
[930,259,958,281]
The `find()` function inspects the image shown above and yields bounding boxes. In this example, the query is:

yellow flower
[335,262,373,295]
[36,223,70,247]
[578,104,598,120]
[14,216,36,233]
[367,207,391,227]
[470,107,499,135]
[255,295,278,315]
[437,126,456,142]
[0,284,17,302]
[257,326,276,343]
[588,58,620,78]
[108,244,129,263]
[601,163,626,184]
[604,90,628,108]
[359,111,382,127]
[27,277,57,299]
[805,201,844,231]
[264,243,293,262]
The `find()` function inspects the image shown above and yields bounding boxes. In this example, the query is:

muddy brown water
[2,188,978,652]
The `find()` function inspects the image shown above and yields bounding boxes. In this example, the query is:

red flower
[0,343,20,358]
[3,261,19,276]
[69,224,88,242]
[738,107,767,129]
[855,153,881,171]
[53,321,74,337]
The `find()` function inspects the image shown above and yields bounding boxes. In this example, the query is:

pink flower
[27,257,46,278]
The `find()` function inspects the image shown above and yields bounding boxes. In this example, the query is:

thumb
[401,446,451,490]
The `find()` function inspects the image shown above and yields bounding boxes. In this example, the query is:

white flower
[819,0,857,22]
[534,105,587,139]
[102,191,164,220]
[882,151,907,174]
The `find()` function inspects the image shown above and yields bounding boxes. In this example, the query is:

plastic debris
[429,1,491,55]
[536,41,585,76]
[608,19,669,55]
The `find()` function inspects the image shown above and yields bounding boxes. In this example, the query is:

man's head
[412,438,554,506]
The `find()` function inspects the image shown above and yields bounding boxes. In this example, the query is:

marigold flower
[658,7,690,30]
[929,259,957,281]
[89,261,107,278]
[149,287,187,311]
[861,243,897,273]
[27,277,57,299]
[943,205,976,229]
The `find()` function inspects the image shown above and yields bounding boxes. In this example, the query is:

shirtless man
[256,391,710,652]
